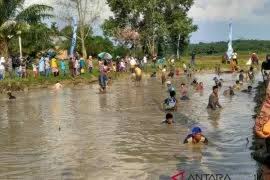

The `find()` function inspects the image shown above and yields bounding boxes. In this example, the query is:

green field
[179,52,266,71]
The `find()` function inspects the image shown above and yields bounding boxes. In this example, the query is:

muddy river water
[0,73,262,179]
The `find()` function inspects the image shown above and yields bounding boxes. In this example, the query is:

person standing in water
[239,70,244,84]
[99,61,110,93]
[223,86,235,96]
[180,83,189,100]
[164,90,177,111]
[248,67,255,83]
[166,81,176,95]
[190,51,196,66]
[134,65,142,85]
[161,65,167,85]
[207,86,222,110]
[184,127,208,144]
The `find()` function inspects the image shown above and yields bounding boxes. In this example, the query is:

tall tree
[103,0,197,57]
[0,0,53,57]
[58,0,101,58]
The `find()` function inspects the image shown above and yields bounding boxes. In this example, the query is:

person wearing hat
[183,127,208,144]
[166,81,176,94]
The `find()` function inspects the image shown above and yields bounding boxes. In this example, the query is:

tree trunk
[79,28,87,59]
[177,34,180,59]
[0,39,9,58]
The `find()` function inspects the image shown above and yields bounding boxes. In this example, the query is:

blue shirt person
[60,60,66,76]
[38,57,45,75]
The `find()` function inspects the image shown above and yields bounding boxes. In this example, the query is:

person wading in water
[207,86,222,110]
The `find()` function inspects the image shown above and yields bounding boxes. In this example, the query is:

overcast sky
[25,0,270,43]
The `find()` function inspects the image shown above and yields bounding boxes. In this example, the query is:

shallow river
[0,73,261,179]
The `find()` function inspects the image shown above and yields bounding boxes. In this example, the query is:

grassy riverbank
[0,52,265,93]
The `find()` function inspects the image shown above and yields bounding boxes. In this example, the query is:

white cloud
[189,0,270,23]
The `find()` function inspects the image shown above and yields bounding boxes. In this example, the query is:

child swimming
[161,113,175,124]
[223,86,235,96]
[242,86,252,93]
[54,81,63,90]
[184,127,208,144]
[196,82,204,91]
[7,92,16,100]
[233,80,241,91]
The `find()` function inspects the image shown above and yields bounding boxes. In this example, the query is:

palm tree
[0,0,53,57]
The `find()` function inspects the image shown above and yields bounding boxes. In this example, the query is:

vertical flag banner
[70,17,78,57]
[227,22,233,60]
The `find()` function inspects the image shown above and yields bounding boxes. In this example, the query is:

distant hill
[187,40,270,55]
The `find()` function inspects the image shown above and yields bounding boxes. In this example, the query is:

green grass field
[179,52,266,71]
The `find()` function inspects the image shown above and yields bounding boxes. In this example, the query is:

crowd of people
[3,51,270,148]
[160,54,260,145]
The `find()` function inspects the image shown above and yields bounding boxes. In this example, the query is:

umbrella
[157,57,165,64]
[98,52,112,60]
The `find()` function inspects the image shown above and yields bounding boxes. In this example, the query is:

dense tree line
[103,0,197,57]
[188,40,270,55]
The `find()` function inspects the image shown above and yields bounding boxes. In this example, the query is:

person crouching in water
[207,86,222,110]
[162,113,175,124]
[180,83,189,100]
[233,80,241,91]
[196,82,204,91]
[54,81,63,90]
[242,86,252,94]
[134,65,142,85]
[191,78,198,88]
[223,86,235,96]
[184,127,208,144]
[164,90,177,111]
[7,92,16,100]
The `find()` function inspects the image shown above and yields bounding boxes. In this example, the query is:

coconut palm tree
[0,0,53,57]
